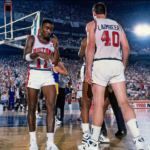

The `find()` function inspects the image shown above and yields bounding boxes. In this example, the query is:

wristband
[25,53,33,61]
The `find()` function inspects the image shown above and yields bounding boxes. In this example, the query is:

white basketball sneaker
[29,139,38,150]
[36,114,41,119]
[82,132,91,144]
[133,136,149,150]
[99,132,110,143]
[45,142,59,150]
[84,139,99,150]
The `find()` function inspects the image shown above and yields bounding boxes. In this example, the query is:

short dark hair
[41,19,53,26]
[92,3,106,15]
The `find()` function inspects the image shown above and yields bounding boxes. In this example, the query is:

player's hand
[85,70,93,84]
[58,61,63,66]
[37,52,52,63]
[51,34,58,48]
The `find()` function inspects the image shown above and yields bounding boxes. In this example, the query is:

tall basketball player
[84,3,148,150]
[24,19,59,150]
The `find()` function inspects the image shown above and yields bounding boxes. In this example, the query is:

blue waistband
[29,67,52,71]
[94,58,122,61]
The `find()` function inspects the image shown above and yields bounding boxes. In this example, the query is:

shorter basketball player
[53,58,68,125]
[24,19,59,150]
[76,71,82,121]
[66,75,73,120]
[8,81,16,112]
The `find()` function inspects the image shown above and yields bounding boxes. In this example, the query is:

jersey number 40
[101,31,119,47]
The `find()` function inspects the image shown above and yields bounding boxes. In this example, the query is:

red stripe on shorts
[26,69,31,87]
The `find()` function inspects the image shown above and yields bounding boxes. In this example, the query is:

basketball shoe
[29,139,38,150]
[84,139,99,150]
[133,136,149,150]
[99,132,110,143]
[45,142,59,150]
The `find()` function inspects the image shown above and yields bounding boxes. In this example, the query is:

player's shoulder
[87,20,95,27]
[26,35,34,44]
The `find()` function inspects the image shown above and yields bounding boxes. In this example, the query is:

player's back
[94,18,122,60]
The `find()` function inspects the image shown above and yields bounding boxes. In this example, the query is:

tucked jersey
[94,18,122,60]
[29,35,55,69]
[76,78,82,91]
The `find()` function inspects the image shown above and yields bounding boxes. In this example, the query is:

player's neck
[95,15,106,19]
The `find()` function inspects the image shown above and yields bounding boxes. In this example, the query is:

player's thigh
[111,81,128,105]
[82,82,93,100]
[27,88,39,106]
[42,85,56,104]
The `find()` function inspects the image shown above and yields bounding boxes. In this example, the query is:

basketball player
[76,71,82,121]
[54,58,68,125]
[84,3,148,150]
[78,38,110,149]
[66,76,73,120]
[23,19,59,150]
[8,81,16,112]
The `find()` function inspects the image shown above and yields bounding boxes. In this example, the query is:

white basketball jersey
[77,78,82,91]
[94,18,122,60]
[29,35,55,69]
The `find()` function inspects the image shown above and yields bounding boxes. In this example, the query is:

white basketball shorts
[26,68,55,89]
[92,60,125,86]
[76,90,82,99]
[80,64,85,82]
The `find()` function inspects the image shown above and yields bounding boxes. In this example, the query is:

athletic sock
[36,110,38,114]
[127,119,140,138]
[47,133,54,145]
[82,123,90,133]
[91,125,101,141]
[69,104,72,115]
[30,131,36,142]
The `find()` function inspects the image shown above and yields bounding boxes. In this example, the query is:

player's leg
[36,101,41,119]
[42,85,58,149]
[111,81,148,149]
[77,97,82,121]
[85,84,105,149]
[68,93,73,120]
[108,90,127,137]
[27,88,39,150]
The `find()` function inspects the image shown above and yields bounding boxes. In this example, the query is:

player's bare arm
[119,24,130,72]
[54,62,68,75]
[23,36,52,62]
[78,38,87,57]
[85,21,95,84]
[51,34,59,66]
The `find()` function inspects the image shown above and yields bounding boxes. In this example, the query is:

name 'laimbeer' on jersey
[94,18,122,60]
[29,35,55,69]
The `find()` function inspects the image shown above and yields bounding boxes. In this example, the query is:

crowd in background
[0,55,150,102]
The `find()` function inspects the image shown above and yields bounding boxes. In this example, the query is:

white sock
[82,123,90,133]
[127,119,140,138]
[30,131,36,141]
[36,110,38,114]
[47,133,54,145]
[69,104,72,115]
[91,125,101,141]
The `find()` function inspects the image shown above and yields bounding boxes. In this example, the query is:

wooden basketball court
[0,109,150,150]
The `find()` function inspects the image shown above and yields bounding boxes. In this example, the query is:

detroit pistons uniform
[76,78,82,99]
[26,35,55,89]
[80,57,86,83]
[92,18,125,86]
